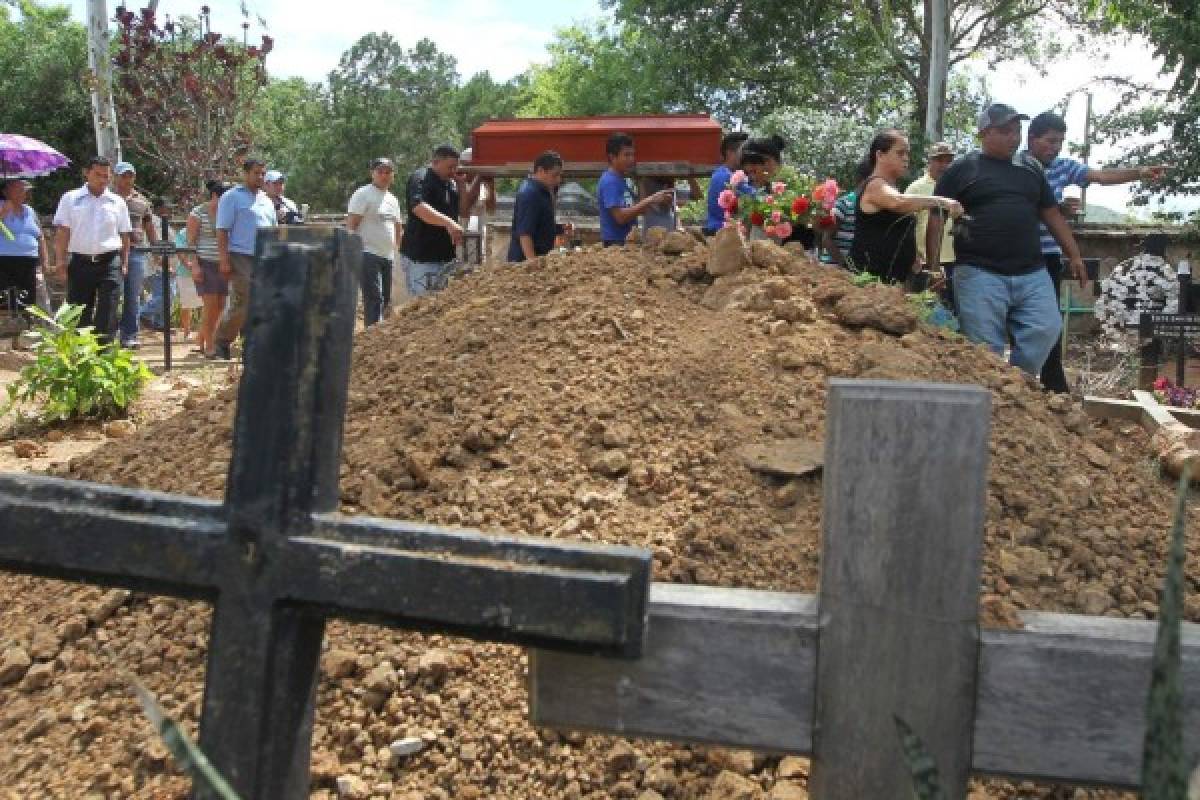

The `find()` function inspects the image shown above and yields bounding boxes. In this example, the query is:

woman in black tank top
[849,130,964,285]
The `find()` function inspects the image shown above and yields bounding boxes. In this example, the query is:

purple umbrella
[0,133,70,178]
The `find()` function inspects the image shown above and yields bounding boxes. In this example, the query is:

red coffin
[469,114,723,173]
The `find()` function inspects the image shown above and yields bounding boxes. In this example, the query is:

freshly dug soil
[1,240,1195,800]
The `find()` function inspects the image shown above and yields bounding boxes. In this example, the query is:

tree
[111,4,274,206]
[608,0,1071,132]
[518,22,690,118]
[755,109,880,187]
[252,76,334,208]
[317,33,458,208]
[0,0,95,212]
[606,0,896,123]
[450,71,523,143]
[1085,0,1200,200]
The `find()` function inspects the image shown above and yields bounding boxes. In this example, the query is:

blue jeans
[360,252,391,326]
[140,263,175,329]
[118,250,146,343]
[401,255,457,297]
[953,264,1061,375]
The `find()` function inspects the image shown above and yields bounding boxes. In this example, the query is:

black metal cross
[0,227,652,799]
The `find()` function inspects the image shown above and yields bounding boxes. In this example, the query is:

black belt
[71,251,119,264]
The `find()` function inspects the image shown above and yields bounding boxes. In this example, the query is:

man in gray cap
[111,160,158,348]
[926,103,1087,376]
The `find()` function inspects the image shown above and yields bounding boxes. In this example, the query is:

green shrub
[4,303,153,423]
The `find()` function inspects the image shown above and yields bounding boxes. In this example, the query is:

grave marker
[0,227,652,798]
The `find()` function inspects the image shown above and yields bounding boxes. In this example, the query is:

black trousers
[1041,253,1070,393]
[67,252,121,344]
[0,255,38,313]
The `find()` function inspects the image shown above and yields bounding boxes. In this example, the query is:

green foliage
[1083,1,1200,199]
[893,715,947,800]
[606,0,887,123]
[4,304,153,423]
[451,71,524,142]
[1141,468,1191,799]
[607,0,1068,133]
[1086,0,1199,95]
[269,33,461,212]
[756,109,880,188]
[253,77,338,208]
[130,678,242,800]
[519,22,684,117]
[678,194,707,225]
[0,0,94,213]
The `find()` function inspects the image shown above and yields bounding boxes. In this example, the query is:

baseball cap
[264,170,285,182]
[927,141,955,158]
[369,157,394,170]
[976,103,1029,132]
[113,161,136,175]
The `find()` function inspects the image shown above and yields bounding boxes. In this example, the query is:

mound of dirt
[1,240,1192,799]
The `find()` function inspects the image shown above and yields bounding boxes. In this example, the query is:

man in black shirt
[927,103,1086,376]
[508,151,571,262]
[400,144,481,296]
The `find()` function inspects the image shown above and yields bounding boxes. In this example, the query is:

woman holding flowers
[850,129,963,284]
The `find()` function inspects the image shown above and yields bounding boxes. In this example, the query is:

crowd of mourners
[0,100,1165,393]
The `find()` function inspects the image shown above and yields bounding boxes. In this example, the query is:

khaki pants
[214,252,254,347]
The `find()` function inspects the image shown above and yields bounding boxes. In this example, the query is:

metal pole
[924,0,950,142]
[1081,92,1093,215]
[160,214,172,371]
[86,0,121,164]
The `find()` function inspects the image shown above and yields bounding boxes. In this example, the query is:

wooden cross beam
[0,227,652,799]
[530,381,1200,794]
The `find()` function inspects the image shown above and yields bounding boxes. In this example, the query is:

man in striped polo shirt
[1025,111,1167,393]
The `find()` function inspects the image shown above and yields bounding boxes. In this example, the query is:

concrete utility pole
[925,0,950,142]
[86,0,122,164]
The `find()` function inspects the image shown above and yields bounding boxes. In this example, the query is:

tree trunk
[86,0,121,163]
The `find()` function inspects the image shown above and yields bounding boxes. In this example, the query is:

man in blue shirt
[508,151,571,263]
[1024,111,1167,393]
[704,131,749,235]
[596,132,673,246]
[213,157,276,360]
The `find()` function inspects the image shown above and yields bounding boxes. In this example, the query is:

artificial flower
[772,181,787,195]
[771,210,783,223]
[718,189,737,211]
[791,196,810,215]
[776,221,793,239]
[749,211,765,227]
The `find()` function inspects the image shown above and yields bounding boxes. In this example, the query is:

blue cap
[265,170,284,182]
[114,161,136,175]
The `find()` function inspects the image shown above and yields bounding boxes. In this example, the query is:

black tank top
[849,176,917,284]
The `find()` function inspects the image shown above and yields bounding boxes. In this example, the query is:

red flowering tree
[112,5,273,206]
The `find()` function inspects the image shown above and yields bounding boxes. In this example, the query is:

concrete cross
[0,227,652,799]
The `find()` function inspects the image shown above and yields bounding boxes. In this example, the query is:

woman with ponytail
[849,129,963,284]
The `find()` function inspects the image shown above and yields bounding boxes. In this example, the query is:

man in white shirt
[52,156,132,345]
[346,157,403,325]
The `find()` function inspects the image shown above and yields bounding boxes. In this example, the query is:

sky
[64,0,1193,215]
